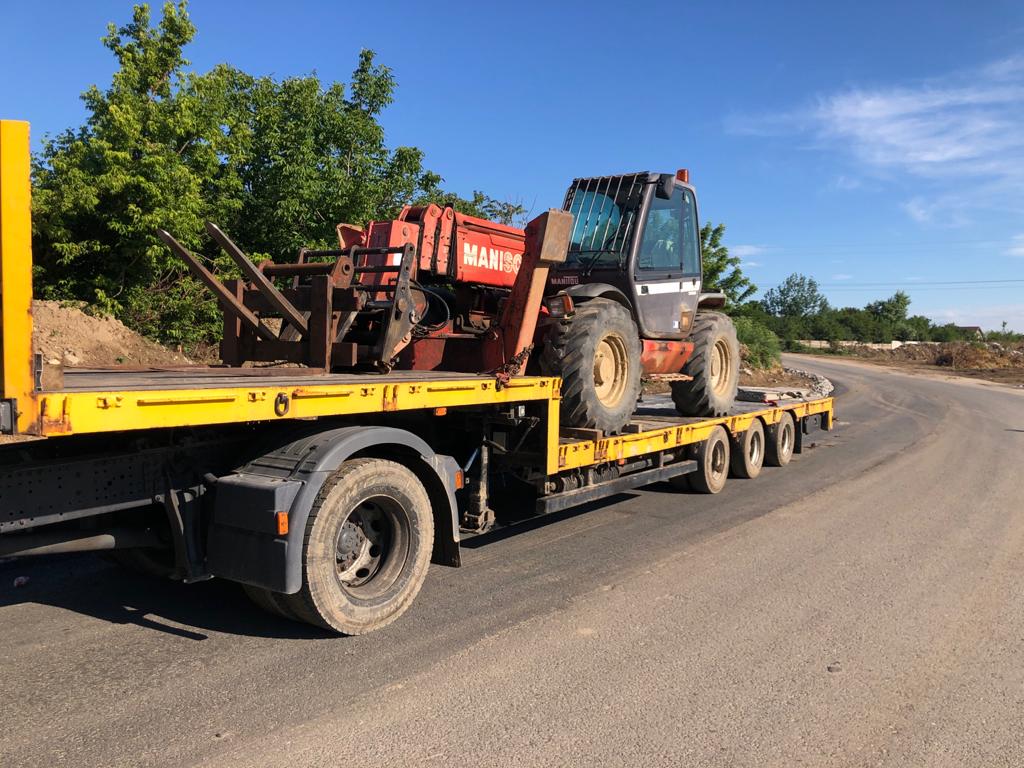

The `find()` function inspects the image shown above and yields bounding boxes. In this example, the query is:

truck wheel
[243,584,299,621]
[107,547,175,579]
[689,425,730,494]
[765,412,796,467]
[730,419,765,479]
[671,312,739,417]
[539,298,641,435]
[282,458,434,635]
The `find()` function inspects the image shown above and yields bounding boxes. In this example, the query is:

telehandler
[161,169,739,435]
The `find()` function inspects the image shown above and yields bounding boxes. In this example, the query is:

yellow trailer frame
[552,397,834,474]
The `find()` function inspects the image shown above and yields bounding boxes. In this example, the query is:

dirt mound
[845,341,1024,370]
[934,342,1024,370]
[887,344,943,363]
[32,300,189,368]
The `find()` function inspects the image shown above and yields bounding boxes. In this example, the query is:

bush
[733,316,782,369]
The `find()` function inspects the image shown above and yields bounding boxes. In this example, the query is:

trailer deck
[25,366,558,440]
[19,365,832,480]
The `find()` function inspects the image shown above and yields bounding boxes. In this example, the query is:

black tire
[107,547,175,579]
[668,472,693,492]
[671,312,740,417]
[689,425,730,494]
[243,584,300,621]
[281,458,434,635]
[765,412,796,467]
[539,298,642,435]
[730,419,765,479]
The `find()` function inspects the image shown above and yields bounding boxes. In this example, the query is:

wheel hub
[710,338,733,395]
[335,501,388,587]
[710,441,727,477]
[593,334,629,407]
[749,431,762,465]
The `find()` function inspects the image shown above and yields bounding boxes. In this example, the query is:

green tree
[761,273,829,317]
[807,309,850,343]
[866,290,911,325]
[32,2,476,345]
[699,223,757,306]
[905,314,933,341]
[931,323,963,342]
[415,187,526,226]
[31,2,230,343]
[732,316,781,369]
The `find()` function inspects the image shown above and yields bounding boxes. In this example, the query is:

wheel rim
[749,430,763,465]
[781,423,793,456]
[593,333,629,407]
[710,440,727,480]
[710,338,733,395]
[334,495,410,600]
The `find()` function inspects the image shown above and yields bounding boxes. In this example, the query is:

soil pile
[933,342,1024,370]
[31,300,189,368]
[848,341,1024,370]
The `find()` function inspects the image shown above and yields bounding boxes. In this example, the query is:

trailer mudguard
[206,425,461,593]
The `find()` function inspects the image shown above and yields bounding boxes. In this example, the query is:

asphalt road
[2,354,1023,767]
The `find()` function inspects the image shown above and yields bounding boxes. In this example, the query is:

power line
[820,285,1020,292]
[813,278,1024,288]
[733,239,1020,253]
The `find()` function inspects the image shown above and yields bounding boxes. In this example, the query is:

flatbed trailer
[0,120,834,634]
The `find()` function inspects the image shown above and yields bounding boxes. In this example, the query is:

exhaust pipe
[0,527,163,558]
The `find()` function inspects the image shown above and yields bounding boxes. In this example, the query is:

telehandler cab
[540,170,739,433]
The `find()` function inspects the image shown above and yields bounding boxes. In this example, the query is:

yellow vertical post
[545,382,561,475]
[0,120,36,433]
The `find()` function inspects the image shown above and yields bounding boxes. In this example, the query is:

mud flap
[206,474,303,592]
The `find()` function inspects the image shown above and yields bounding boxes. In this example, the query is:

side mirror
[655,173,675,200]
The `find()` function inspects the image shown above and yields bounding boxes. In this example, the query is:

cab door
[630,184,702,339]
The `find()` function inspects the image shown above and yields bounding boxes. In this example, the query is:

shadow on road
[0,554,330,641]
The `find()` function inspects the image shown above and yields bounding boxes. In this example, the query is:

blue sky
[3,0,1023,329]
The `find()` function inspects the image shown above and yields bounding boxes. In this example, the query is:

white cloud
[743,260,762,268]
[831,273,853,281]
[832,175,863,190]
[729,56,1024,224]
[985,55,1024,80]
[1007,234,1024,257]
[814,82,1024,180]
[902,198,932,223]
[730,244,767,257]
[901,195,971,227]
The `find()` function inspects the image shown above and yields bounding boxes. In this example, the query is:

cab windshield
[561,174,646,269]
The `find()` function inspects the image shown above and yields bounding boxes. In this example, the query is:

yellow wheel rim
[593,333,629,407]
[710,338,733,396]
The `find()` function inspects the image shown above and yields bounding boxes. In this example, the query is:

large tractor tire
[539,298,642,435]
[671,311,740,417]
